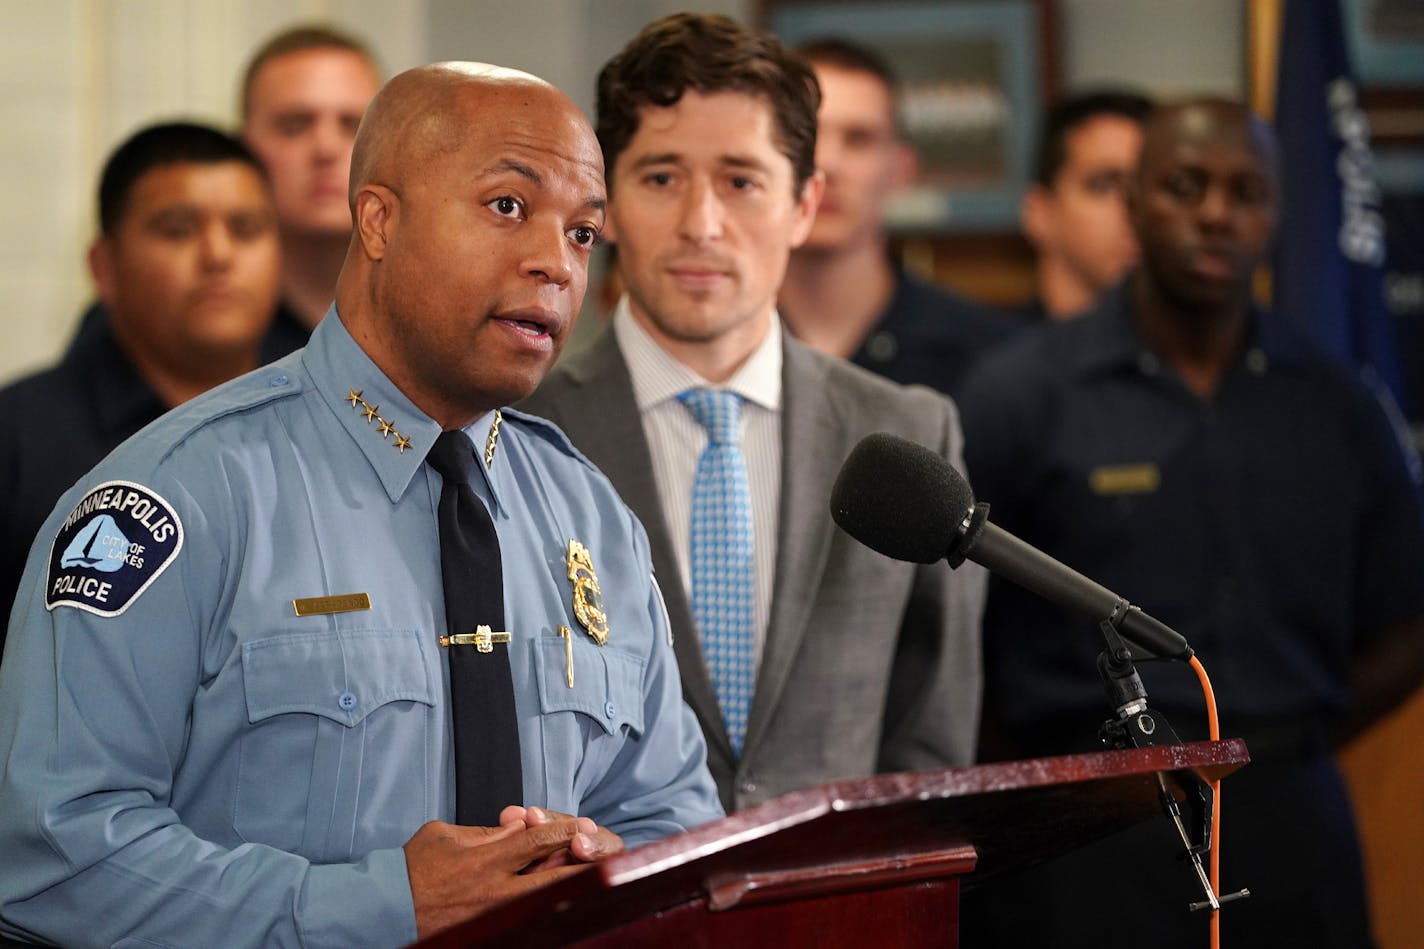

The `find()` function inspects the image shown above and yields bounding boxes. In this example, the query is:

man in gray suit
[521,13,984,812]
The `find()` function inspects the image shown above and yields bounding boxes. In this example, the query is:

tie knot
[679,388,742,446]
[427,430,478,485]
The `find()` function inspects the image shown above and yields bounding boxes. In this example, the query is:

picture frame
[1342,0,1424,148]
[767,0,1051,234]
[1343,0,1424,89]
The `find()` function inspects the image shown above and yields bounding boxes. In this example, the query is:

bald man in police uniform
[0,63,720,948]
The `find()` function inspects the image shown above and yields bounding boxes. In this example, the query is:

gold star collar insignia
[341,391,505,465]
[344,390,412,456]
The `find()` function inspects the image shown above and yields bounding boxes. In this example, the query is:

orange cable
[1189,655,1221,949]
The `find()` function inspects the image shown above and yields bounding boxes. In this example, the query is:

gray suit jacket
[519,327,984,812]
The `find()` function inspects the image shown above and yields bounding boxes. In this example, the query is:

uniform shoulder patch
[46,480,184,616]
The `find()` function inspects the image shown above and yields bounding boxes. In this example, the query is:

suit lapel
[554,332,733,764]
[741,337,844,757]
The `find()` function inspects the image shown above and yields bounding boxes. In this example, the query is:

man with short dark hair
[959,98,1424,948]
[523,14,984,814]
[778,38,1016,396]
[1018,89,1154,321]
[0,122,280,644]
[0,63,720,947]
[240,24,381,351]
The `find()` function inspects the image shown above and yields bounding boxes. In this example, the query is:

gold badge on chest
[566,539,609,645]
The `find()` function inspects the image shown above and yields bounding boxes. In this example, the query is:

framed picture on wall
[1338,0,1424,149]
[1343,0,1424,88]
[767,0,1053,234]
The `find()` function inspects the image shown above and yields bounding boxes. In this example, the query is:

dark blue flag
[1272,0,1405,408]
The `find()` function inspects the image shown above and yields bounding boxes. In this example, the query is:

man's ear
[602,202,620,245]
[87,237,117,307]
[1123,177,1142,227]
[788,169,827,249]
[354,185,397,260]
[889,139,919,192]
[1021,184,1054,252]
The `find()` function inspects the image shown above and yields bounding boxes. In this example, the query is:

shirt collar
[611,295,783,411]
[1070,282,1288,381]
[1067,284,1151,377]
[73,304,169,438]
[302,305,503,508]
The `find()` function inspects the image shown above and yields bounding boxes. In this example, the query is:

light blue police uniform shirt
[0,309,722,948]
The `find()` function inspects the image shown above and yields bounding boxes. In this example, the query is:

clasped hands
[405,805,624,938]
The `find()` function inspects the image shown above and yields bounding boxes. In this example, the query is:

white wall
[4,1,93,383]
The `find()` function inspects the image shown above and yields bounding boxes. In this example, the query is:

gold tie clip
[439,624,511,653]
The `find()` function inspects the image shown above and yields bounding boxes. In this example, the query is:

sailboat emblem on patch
[46,480,184,617]
[61,515,131,571]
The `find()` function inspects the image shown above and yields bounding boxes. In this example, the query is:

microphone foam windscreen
[829,433,976,564]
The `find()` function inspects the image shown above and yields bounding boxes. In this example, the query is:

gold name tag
[1089,464,1161,496]
[293,593,372,617]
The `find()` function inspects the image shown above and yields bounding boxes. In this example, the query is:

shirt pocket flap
[533,635,646,738]
[242,629,435,726]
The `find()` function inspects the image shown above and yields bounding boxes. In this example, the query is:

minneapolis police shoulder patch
[46,480,184,617]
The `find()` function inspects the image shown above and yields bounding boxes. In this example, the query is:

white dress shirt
[612,297,782,664]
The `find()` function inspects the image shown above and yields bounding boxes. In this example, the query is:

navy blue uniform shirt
[958,284,1424,748]
[957,282,1421,949]
[0,310,166,640]
[784,267,1022,400]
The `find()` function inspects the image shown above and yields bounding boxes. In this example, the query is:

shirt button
[739,780,757,794]
[604,701,616,719]
[338,691,357,711]
[269,374,289,387]
[865,330,898,364]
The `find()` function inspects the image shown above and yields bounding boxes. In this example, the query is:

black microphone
[829,433,1193,661]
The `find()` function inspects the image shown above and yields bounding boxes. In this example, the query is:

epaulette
[119,358,309,468]
[500,405,607,478]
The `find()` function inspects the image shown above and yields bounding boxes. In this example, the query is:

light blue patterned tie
[679,388,756,756]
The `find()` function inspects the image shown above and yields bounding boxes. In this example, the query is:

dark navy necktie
[426,429,522,826]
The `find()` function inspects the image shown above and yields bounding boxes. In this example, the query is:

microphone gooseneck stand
[1093,600,1250,914]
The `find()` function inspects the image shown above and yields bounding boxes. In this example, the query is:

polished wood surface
[1339,689,1424,949]
[566,879,962,949]
[414,741,1248,949]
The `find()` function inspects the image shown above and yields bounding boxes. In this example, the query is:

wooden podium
[416,740,1248,948]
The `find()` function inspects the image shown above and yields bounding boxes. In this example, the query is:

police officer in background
[0,123,281,645]
[778,38,1016,397]
[0,63,721,947]
[958,99,1424,948]
[1017,89,1153,321]
[239,24,382,352]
